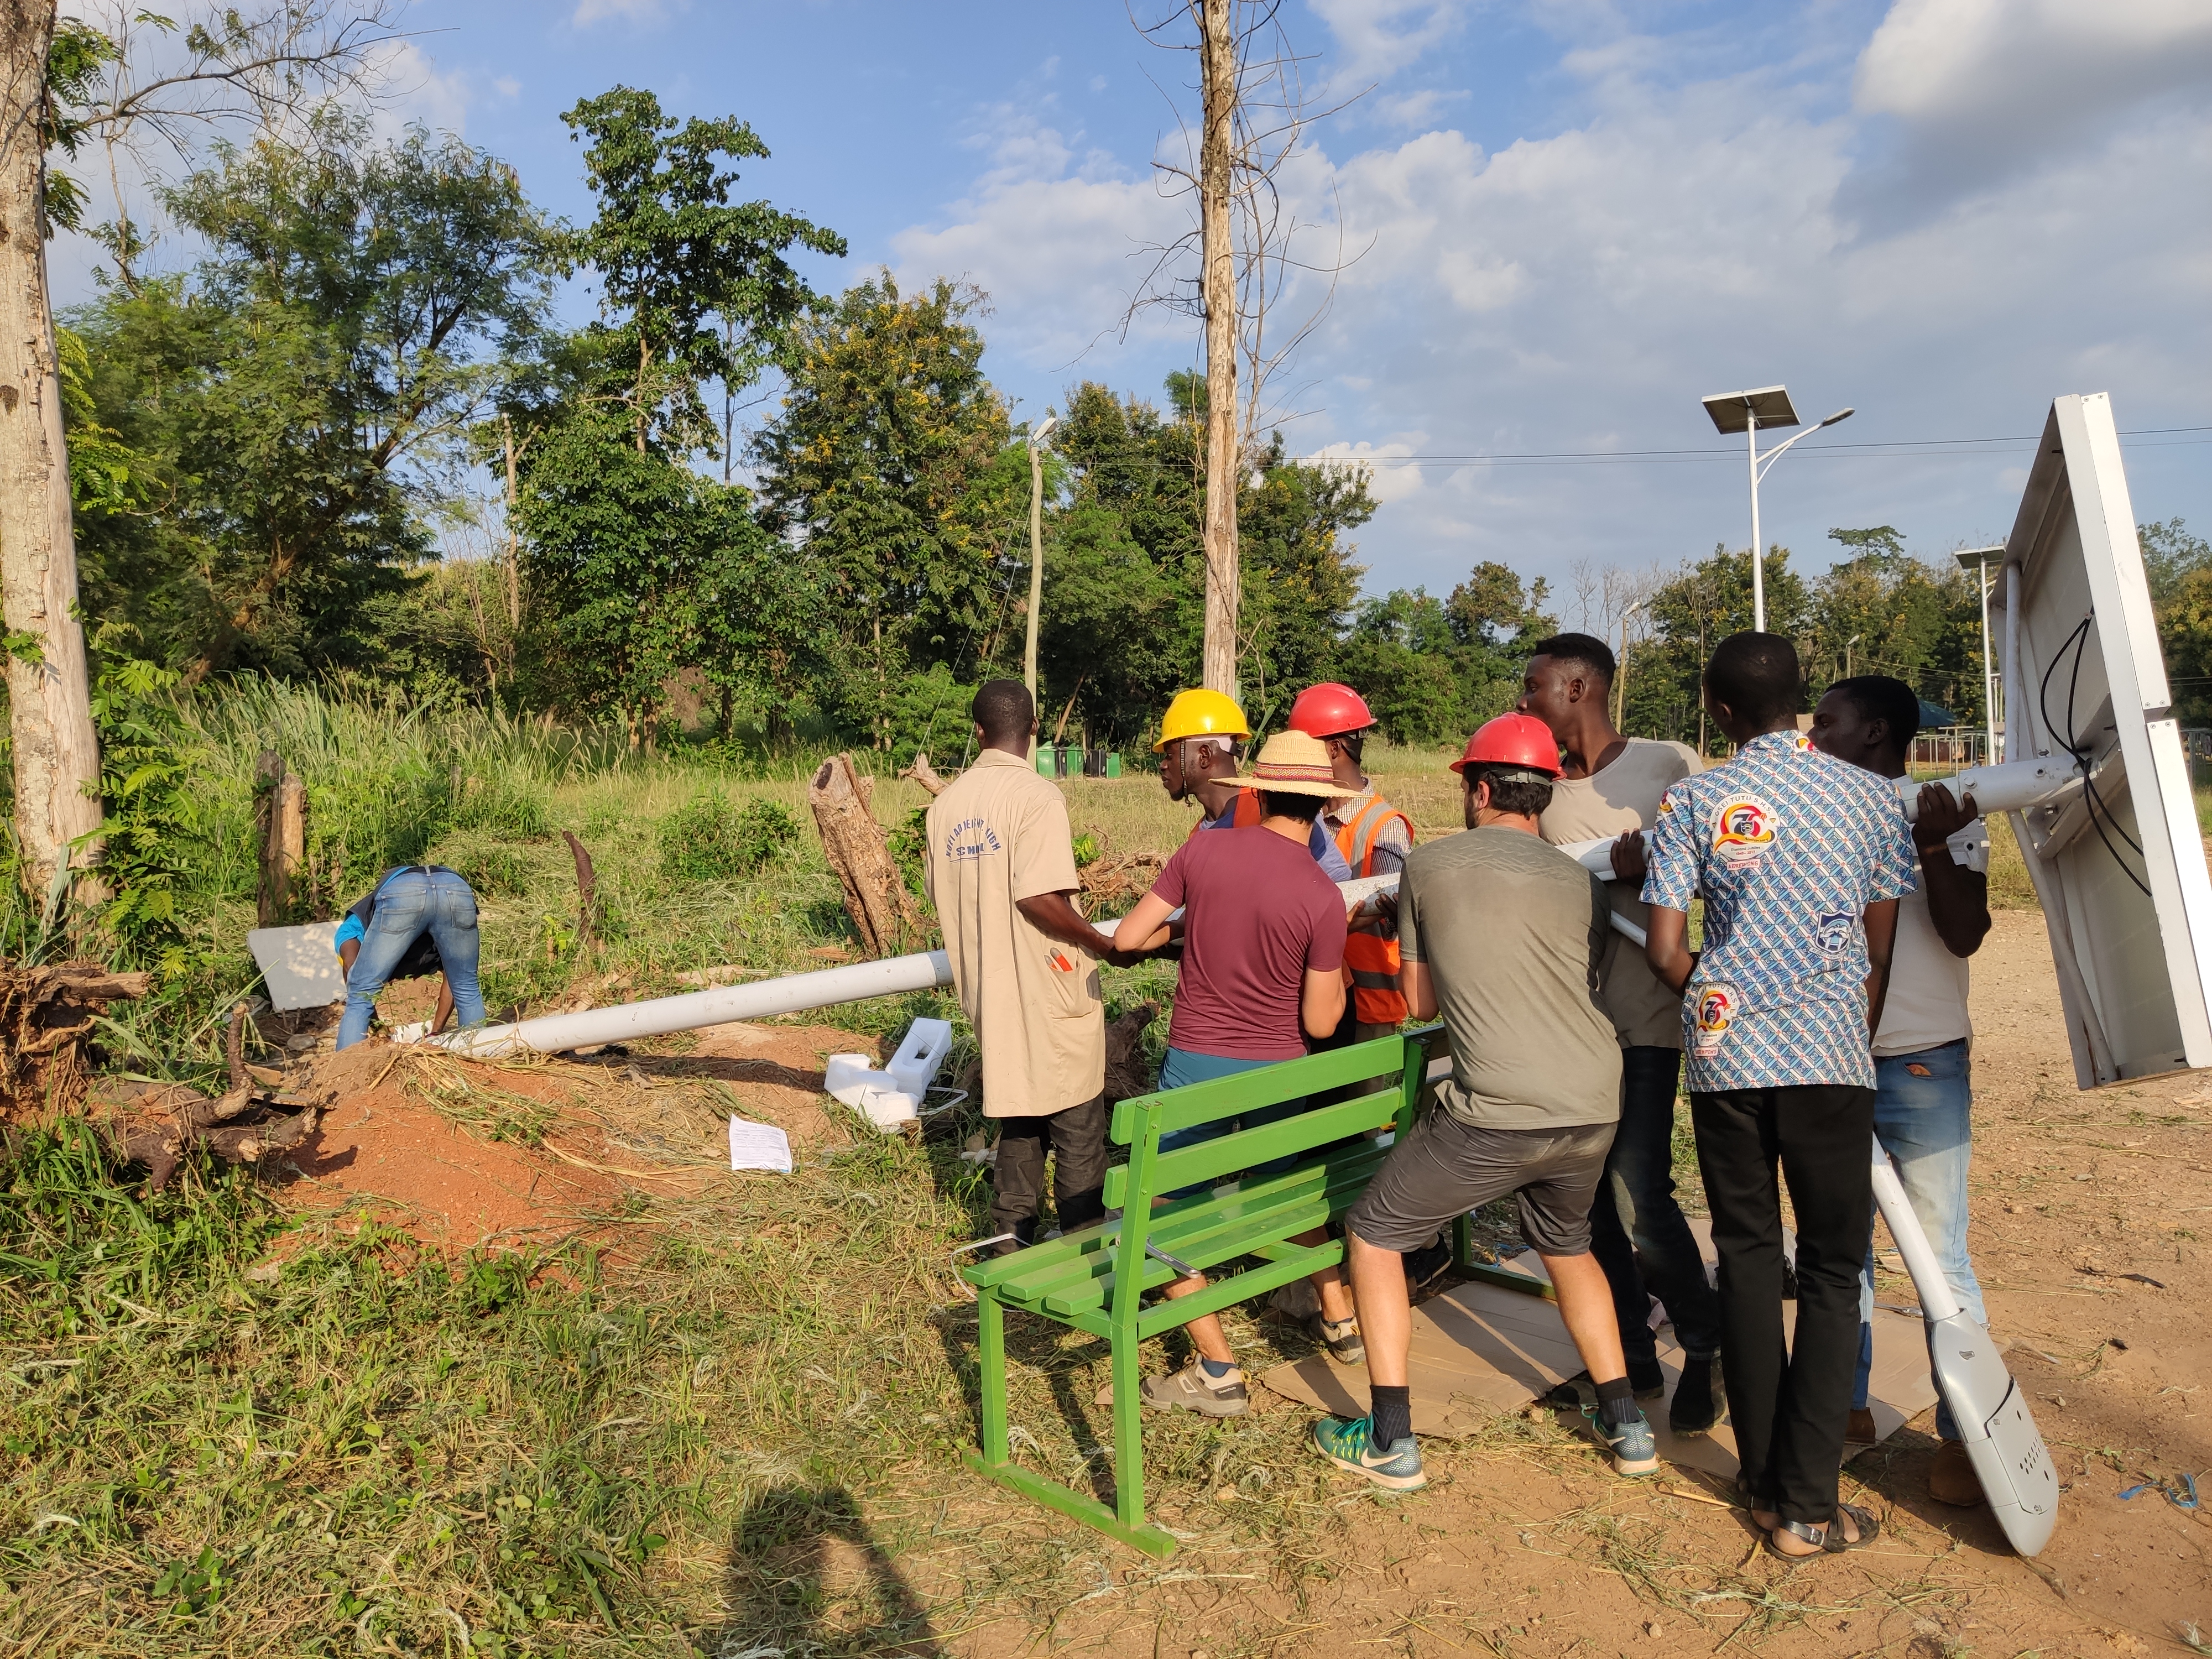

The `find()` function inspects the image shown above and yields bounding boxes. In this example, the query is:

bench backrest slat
[1107,1035,1408,1143]
[1099,1089,1403,1211]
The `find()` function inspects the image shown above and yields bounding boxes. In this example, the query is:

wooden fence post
[255,750,306,926]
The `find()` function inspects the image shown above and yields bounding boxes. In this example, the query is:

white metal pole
[2004,561,2021,762]
[1747,412,1765,632]
[1025,436,1044,760]
[1978,555,1995,764]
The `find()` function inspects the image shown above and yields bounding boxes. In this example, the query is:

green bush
[450,772,552,839]
[657,793,799,880]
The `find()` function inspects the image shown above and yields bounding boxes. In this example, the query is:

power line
[1290,424,2212,469]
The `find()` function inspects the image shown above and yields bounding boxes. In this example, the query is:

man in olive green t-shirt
[1521,632,1724,1438]
[1311,714,1655,1495]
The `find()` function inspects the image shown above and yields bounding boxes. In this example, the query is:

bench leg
[977,1290,1010,1465]
[1453,1211,1473,1271]
[959,1302,1177,1558]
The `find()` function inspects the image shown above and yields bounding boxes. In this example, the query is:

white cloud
[573,0,665,25]
[894,0,2212,591]
[1308,0,1466,82]
[367,39,472,140]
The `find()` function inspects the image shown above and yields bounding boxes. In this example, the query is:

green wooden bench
[959,1026,1446,1557]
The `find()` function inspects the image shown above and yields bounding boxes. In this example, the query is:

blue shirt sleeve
[333,914,365,951]
[1870,789,1919,902]
[1310,820,1354,883]
[1642,779,1699,912]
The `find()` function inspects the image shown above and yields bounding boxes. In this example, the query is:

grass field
[0,697,2097,1654]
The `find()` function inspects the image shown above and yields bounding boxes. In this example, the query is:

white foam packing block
[247,921,347,1011]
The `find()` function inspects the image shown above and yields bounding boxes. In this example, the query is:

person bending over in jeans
[334,865,486,1049]
[1644,633,1916,1559]
[1521,631,1726,1436]
[1311,713,1657,1493]
[1810,675,1992,1507]
[1112,729,1353,1417]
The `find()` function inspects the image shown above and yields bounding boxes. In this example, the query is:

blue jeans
[1155,1047,1309,1201]
[1852,1039,1986,1438]
[1588,1046,1723,1366]
[336,869,486,1050]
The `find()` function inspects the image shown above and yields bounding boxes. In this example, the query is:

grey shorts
[1346,1112,1617,1257]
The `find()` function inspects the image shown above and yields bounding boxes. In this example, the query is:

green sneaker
[1585,1404,1661,1477]
[1312,1415,1426,1491]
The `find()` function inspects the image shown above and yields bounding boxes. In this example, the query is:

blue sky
[58,0,2212,627]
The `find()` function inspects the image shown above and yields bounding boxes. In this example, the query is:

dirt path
[933,911,2211,1658]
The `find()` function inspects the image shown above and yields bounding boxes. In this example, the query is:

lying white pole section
[1553,755,2084,878]
[437,950,953,1058]
[430,869,1614,1059]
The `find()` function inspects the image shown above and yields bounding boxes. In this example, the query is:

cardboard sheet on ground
[1259,1228,1938,1478]
[247,921,346,1011]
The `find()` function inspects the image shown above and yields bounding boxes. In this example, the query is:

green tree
[754,274,1018,747]
[66,123,555,679]
[1624,546,1808,752]
[559,86,844,456]
[2144,520,2212,724]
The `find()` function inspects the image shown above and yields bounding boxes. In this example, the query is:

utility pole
[1197,0,1239,696]
[0,0,106,907]
[1023,416,1057,759]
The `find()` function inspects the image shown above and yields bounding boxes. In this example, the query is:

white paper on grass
[247,921,346,1011]
[728,1117,793,1173]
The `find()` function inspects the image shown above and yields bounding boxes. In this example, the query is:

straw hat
[1228,729,1352,798]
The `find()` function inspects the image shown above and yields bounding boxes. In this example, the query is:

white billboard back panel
[1993,394,2212,1087]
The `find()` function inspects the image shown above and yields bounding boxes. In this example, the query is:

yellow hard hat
[1153,687,1251,752]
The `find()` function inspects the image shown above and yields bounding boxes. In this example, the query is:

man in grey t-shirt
[1311,714,1655,1496]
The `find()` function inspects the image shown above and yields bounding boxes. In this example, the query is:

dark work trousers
[1589,1047,1724,1371]
[990,1093,1110,1246]
[1691,1083,1876,1528]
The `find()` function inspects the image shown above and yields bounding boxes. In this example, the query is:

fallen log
[0,958,154,1120]
[108,1079,333,1193]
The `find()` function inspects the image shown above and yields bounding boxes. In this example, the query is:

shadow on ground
[706,1484,941,1658]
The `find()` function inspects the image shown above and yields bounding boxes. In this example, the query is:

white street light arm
[1754,407,1853,483]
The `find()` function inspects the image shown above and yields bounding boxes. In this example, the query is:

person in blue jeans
[1809,677,1991,1508]
[333,865,487,1050]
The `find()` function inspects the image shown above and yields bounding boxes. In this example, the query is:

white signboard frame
[1992,393,2212,1086]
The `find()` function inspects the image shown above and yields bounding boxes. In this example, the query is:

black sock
[1370,1384,1412,1447]
[1594,1374,1640,1428]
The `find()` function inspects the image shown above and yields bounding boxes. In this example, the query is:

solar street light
[1701,387,1855,630]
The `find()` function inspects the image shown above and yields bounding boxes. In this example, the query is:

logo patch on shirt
[1814,911,1854,957]
[940,815,1003,860]
[1712,795,1779,870]
[1691,982,1739,1060]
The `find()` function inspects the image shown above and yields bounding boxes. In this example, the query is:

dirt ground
[911,911,2212,1658]
[269,1017,881,1253]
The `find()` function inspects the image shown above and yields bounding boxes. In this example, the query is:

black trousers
[1590,1046,1724,1370]
[1691,1083,1875,1527]
[990,1093,1109,1245]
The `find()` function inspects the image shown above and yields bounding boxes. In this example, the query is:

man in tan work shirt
[1520,631,1724,1438]
[925,679,1133,1253]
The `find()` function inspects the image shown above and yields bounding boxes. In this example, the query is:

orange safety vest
[1184,790,1262,838]
[1332,792,1414,1026]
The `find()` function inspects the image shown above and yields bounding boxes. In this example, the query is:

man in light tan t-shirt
[1521,633,1725,1438]
[925,680,1136,1253]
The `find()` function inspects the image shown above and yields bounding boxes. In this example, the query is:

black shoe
[1628,1358,1667,1400]
[1670,1353,1723,1438]
[1404,1238,1453,1290]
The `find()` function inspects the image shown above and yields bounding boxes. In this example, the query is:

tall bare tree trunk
[0,0,103,905]
[1196,0,1239,697]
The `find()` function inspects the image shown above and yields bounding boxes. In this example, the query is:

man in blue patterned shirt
[1643,632,1916,1561]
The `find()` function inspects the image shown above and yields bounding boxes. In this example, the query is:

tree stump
[255,750,306,926]
[0,959,153,1120]
[807,753,924,957]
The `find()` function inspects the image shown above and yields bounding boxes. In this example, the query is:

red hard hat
[1449,712,1562,779]
[1287,682,1376,739]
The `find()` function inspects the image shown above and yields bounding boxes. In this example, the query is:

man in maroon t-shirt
[1113,730,1352,1416]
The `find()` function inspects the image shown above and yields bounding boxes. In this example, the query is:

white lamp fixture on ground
[1699,387,1854,632]
[1870,1143,2057,1555]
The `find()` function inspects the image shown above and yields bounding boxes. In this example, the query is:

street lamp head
[1030,415,1058,446]
[1953,544,2005,571]
[1815,407,1854,429]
